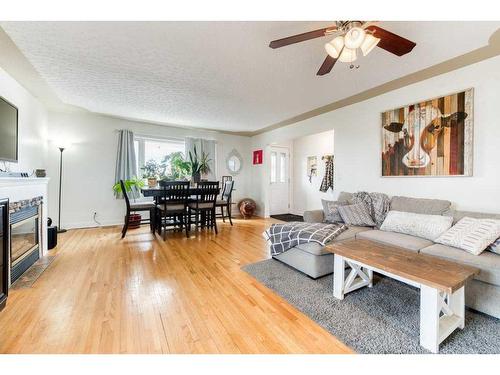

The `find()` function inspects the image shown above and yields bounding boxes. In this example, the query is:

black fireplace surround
[0,198,8,311]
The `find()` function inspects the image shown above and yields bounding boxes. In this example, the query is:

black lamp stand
[57,147,67,233]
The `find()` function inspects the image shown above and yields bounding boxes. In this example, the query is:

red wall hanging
[253,149,263,165]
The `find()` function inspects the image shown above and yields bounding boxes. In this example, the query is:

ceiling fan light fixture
[338,47,357,63]
[344,27,366,49]
[360,33,381,56]
[324,36,344,58]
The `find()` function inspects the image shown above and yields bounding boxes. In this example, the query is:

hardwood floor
[0,217,352,354]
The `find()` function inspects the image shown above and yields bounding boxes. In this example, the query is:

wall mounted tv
[0,97,18,162]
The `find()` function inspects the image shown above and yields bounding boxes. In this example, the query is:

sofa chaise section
[272,225,372,278]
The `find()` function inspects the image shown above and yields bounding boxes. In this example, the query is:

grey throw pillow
[337,203,376,227]
[321,199,347,223]
[489,237,500,255]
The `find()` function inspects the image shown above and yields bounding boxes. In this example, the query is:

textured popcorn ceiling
[1,21,499,133]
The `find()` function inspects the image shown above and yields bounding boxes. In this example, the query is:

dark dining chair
[221,175,232,185]
[216,180,234,226]
[188,181,220,234]
[120,180,155,239]
[156,181,190,240]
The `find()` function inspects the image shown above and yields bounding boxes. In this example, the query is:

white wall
[252,55,500,216]
[291,130,334,215]
[47,111,251,228]
[0,67,48,173]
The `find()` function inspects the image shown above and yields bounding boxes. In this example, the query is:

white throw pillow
[435,217,500,255]
[380,210,453,241]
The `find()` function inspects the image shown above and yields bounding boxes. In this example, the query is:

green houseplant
[113,177,146,228]
[113,177,145,200]
[141,159,163,187]
[188,147,212,183]
[161,151,191,181]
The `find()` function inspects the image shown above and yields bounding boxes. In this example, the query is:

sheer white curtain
[185,137,217,180]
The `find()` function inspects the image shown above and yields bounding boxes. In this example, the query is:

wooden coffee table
[325,239,479,353]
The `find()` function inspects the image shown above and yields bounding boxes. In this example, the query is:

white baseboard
[62,219,122,230]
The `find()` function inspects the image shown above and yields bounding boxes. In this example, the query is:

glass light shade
[344,27,366,49]
[324,36,344,58]
[338,47,357,63]
[360,33,381,56]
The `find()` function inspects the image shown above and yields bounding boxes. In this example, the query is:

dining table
[141,185,208,203]
[141,184,224,234]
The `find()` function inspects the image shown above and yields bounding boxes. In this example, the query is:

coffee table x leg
[333,254,373,300]
[420,285,465,353]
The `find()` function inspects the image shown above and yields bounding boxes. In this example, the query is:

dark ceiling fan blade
[365,25,416,56]
[317,55,337,76]
[269,26,337,49]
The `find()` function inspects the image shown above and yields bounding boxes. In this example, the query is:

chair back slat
[197,181,220,204]
[160,181,190,205]
[221,175,232,185]
[221,180,234,201]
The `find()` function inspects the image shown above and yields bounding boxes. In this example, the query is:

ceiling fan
[269,21,416,76]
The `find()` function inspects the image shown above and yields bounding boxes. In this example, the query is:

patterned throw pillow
[435,217,500,255]
[321,199,347,223]
[488,237,500,255]
[380,211,453,241]
[337,203,376,227]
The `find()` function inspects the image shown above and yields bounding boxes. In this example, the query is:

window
[134,136,186,179]
[279,152,286,183]
[270,152,277,183]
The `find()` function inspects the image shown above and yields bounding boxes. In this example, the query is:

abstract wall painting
[381,89,473,177]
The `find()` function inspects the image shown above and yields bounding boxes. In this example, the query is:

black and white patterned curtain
[319,157,334,192]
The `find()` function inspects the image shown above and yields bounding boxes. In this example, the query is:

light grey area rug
[242,259,500,354]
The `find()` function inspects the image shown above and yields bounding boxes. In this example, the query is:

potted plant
[188,147,212,183]
[112,176,145,198]
[198,151,212,180]
[161,151,191,182]
[188,147,201,183]
[141,159,163,187]
[113,177,146,228]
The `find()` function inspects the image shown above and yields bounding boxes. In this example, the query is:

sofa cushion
[294,242,328,256]
[295,226,372,255]
[356,229,434,252]
[321,199,347,223]
[335,226,373,242]
[421,244,500,287]
[390,196,451,215]
[489,237,500,255]
[380,210,453,241]
[303,209,324,223]
[444,209,500,224]
[337,191,353,203]
[338,203,376,227]
[435,217,500,255]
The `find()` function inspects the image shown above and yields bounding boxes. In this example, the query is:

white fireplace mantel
[0,177,50,257]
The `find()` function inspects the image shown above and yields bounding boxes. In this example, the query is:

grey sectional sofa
[272,192,500,319]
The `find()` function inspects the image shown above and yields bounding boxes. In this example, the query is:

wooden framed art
[381,88,473,177]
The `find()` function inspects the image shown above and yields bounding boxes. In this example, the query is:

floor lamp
[57,146,67,233]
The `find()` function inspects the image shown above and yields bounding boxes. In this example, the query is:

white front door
[269,146,290,215]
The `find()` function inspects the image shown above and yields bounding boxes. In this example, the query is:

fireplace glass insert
[10,204,40,282]
[11,215,39,266]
